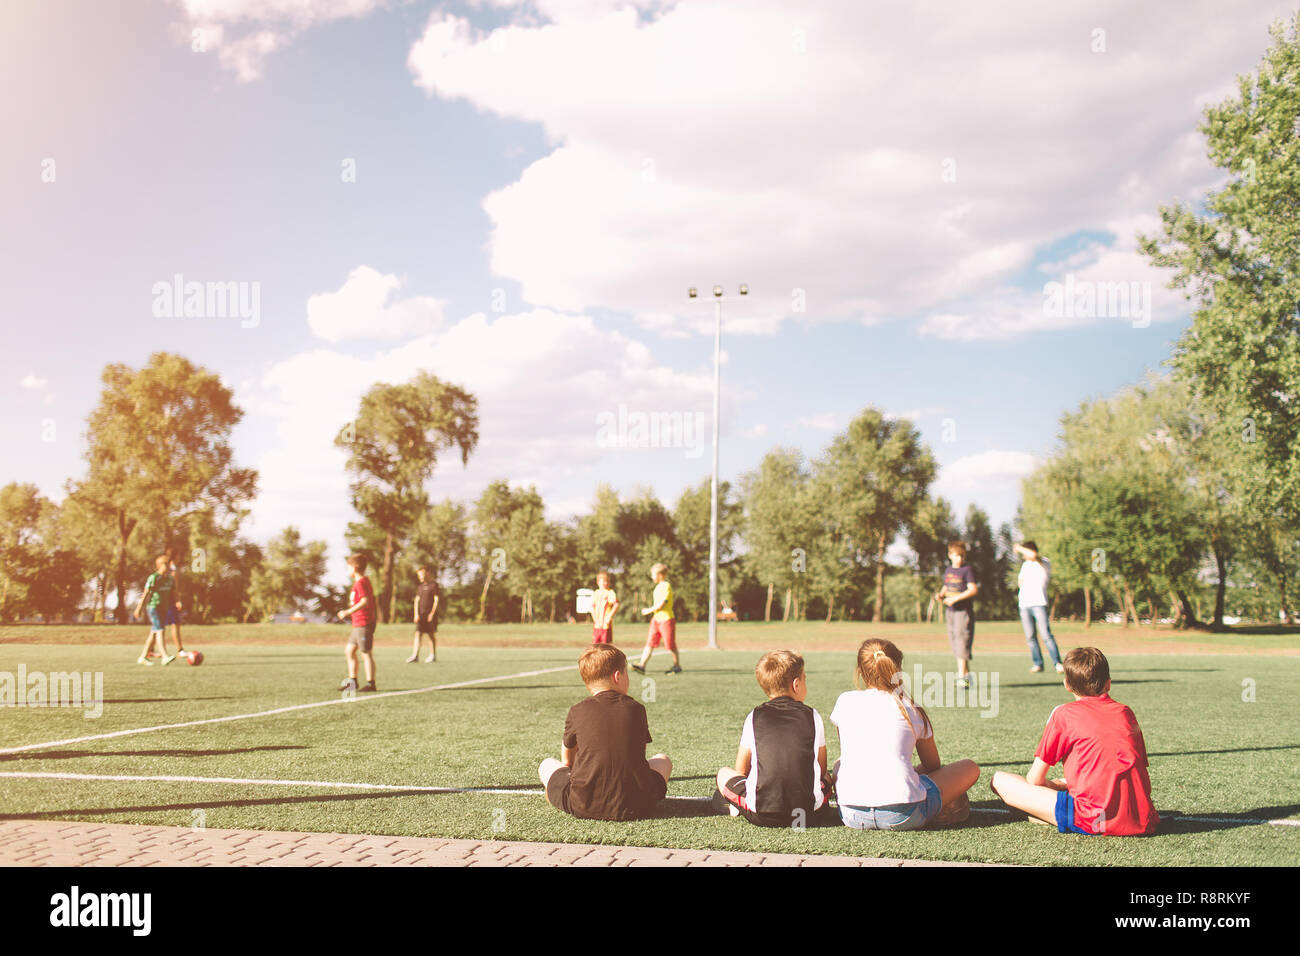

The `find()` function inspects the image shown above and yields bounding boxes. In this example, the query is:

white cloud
[238,307,716,548]
[169,0,390,81]
[20,374,47,390]
[936,451,1040,492]
[306,266,445,343]
[797,413,839,432]
[887,406,948,422]
[407,0,1293,337]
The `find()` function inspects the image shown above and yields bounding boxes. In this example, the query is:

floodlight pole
[708,294,722,651]
[689,284,745,650]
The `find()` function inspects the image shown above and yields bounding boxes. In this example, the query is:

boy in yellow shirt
[632,563,681,675]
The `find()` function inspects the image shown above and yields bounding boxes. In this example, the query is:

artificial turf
[1,629,1296,866]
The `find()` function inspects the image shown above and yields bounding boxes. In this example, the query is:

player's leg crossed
[990,770,1060,826]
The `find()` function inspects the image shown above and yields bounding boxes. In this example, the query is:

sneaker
[358,682,377,693]
[1030,664,1044,673]
[665,664,683,675]
[710,790,742,817]
[956,674,972,689]
[1054,663,1066,673]
[339,677,358,692]
[136,656,152,666]
[405,654,418,663]
[425,652,436,663]
[631,663,645,675]
[160,654,177,666]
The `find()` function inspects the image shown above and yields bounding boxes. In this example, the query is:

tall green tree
[672,478,742,621]
[472,480,518,622]
[1140,13,1300,527]
[502,486,548,623]
[1019,381,1211,626]
[336,372,478,622]
[71,353,256,622]
[741,449,815,621]
[406,499,469,587]
[58,489,120,621]
[0,484,85,621]
[576,485,623,579]
[246,526,328,622]
[175,506,262,623]
[812,409,937,621]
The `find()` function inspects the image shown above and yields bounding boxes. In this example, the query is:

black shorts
[544,766,668,819]
[416,619,437,636]
[714,775,833,828]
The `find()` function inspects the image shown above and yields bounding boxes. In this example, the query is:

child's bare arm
[429,596,438,621]
[561,743,577,768]
[817,745,828,776]
[915,735,941,774]
[944,584,979,605]
[1026,757,1052,787]
[734,746,752,776]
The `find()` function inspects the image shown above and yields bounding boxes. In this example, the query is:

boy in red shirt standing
[336,553,377,693]
[991,646,1158,836]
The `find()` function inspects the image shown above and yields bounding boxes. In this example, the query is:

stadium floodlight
[690,284,748,651]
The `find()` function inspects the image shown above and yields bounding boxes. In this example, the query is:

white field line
[0,771,701,802]
[0,664,576,756]
[2,771,1297,828]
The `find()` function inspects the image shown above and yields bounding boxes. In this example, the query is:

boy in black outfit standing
[408,565,440,663]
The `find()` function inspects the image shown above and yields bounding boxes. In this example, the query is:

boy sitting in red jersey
[991,646,1158,836]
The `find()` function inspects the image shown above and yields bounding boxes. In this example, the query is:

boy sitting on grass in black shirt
[539,644,672,821]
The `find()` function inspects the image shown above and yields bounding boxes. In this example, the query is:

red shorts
[592,626,612,644]
[646,618,676,650]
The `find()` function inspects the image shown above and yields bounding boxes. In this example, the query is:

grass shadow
[1158,804,1300,834]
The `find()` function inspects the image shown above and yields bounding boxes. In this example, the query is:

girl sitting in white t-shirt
[830,639,980,830]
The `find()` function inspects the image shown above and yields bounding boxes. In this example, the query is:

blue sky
[4,0,1292,561]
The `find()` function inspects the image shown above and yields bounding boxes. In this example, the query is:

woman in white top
[829,639,980,830]
[1014,540,1064,674]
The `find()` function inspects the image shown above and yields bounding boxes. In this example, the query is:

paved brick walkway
[0,820,995,867]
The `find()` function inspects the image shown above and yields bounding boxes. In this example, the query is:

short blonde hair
[650,563,668,578]
[755,650,804,696]
[578,644,626,686]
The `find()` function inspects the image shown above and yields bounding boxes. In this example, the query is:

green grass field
[1,623,1297,866]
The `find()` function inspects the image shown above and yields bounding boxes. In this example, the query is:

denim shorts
[839,774,943,831]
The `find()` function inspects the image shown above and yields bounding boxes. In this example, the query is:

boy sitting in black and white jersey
[714,650,834,828]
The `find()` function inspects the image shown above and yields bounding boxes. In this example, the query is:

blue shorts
[1055,790,1096,835]
[148,605,179,629]
[839,775,943,831]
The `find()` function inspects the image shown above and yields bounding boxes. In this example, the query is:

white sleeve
[739,712,755,754]
[813,709,826,750]
[829,693,844,727]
